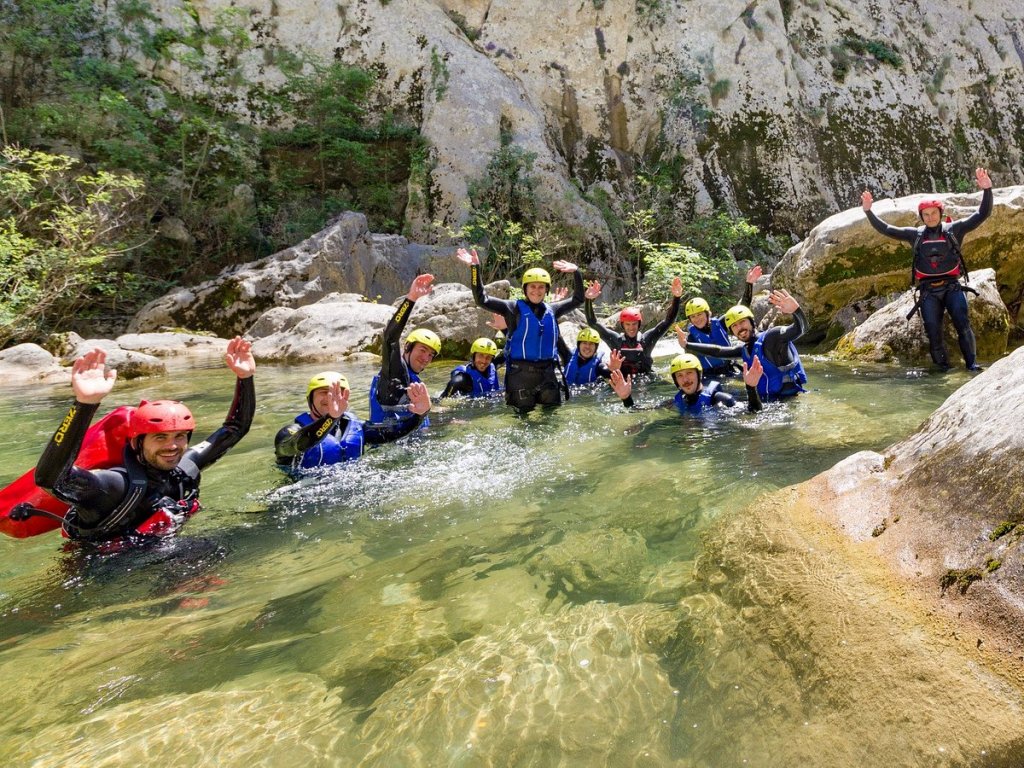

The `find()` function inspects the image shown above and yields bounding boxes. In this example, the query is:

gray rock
[403,280,510,357]
[0,344,68,385]
[115,332,228,358]
[156,215,193,245]
[832,268,1009,364]
[60,339,166,379]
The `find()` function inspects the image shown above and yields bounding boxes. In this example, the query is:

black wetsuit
[370,297,424,423]
[865,188,992,370]
[618,382,762,413]
[275,408,423,470]
[686,309,809,399]
[468,264,584,412]
[584,296,681,377]
[438,350,506,399]
[35,378,255,542]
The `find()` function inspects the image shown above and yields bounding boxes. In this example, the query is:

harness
[369,368,428,427]
[454,363,501,397]
[506,300,558,362]
[906,226,978,320]
[741,335,807,401]
[687,318,733,371]
[293,411,365,468]
[673,380,720,415]
[564,350,600,386]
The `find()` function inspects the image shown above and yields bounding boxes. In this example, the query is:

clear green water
[1,358,1021,766]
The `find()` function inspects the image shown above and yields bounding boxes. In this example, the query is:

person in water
[33,338,256,543]
[275,373,431,472]
[861,167,993,372]
[583,276,683,377]
[559,327,616,387]
[369,273,441,426]
[609,352,764,414]
[684,265,762,379]
[438,338,503,399]
[678,289,808,402]
[454,247,584,413]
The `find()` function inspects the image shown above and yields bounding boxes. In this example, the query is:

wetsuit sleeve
[641,296,681,346]
[949,187,993,239]
[274,413,342,463]
[551,271,586,318]
[745,385,763,413]
[556,336,571,366]
[188,376,256,470]
[758,309,807,367]
[865,210,919,244]
[711,390,737,408]
[470,263,518,319]
[379,297,417,393]
[585,300,622,348]
[774,308,807,344]
[34,401,128,519]
[439,371,474,399]
[685,340,744,359]
[740,281,753,307]
[362,415,424,445]
[596,359,612,381]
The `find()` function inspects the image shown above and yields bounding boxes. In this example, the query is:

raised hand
[742,357,764,388]
[326,381,349,419]
[861,189,874,211]
[607,348,623,372]
[746,265,763,284]
[71,348,117,405]
[585,280,602,301]
[976,167,992,190]
[486,313,507,332]
[552,260,578,273]
[407,273,435,301]
[224,336,256,378]
[768,289,800,315]
[674,324,688,348]
[407,381,432,415]
[610,369,632,400]
[454,247,479,266]
[551,286,570,302]
[671,276,683,298]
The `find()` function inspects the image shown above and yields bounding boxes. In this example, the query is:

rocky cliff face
[141,0,1024,243]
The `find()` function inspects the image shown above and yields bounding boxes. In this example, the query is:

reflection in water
[1,360,1022,766]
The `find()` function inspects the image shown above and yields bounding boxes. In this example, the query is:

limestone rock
[526,527,650,602]
[404,280,510,358]
[774,187,1024,334]
[0,344,69,385]
[114,332,228,359]
[59,339,165,379]
[832,268,1009,364]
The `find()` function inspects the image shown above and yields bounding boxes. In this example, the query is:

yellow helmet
[669,353,703,377]
[722,305,755,332]
[685,297,711,318]
[470,337,498,357]
[522,267,551,287]
[307,371,349,399]
[577,327,601,345]
[405,328,442,355]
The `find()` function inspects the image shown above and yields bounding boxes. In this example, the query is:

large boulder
[114,332,228,359]
[832,267,1010,364]
[403,280,511,358]
[0,344,69,386]
[773,186,1024,336]
[59,339,165,379]
[128,212,455,338]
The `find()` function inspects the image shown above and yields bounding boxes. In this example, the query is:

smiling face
[688,311,710,330]
[577,341,597,360]
[407,342,437,373]
[622,320,640,337]
[730,318,755,342]
[139,431,190,471]
[920,206,942,228]
[525,282,548,304]
[472,352,494,373]
[673,369,701,395]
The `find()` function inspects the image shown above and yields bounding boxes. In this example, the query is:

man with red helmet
[34,337,256,543]
[583,277,683,377]
[861,167,993,371]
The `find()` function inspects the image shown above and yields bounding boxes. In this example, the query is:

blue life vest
[688,317,733,372]
[506,300,557,362]
[453,363,501,397]
[293,411,364,468]
[741,335,807,401]
[673,381,719,415]
[369,368,428,427]
[564,349,601,386]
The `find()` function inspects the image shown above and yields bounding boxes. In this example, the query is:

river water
[1,357,1022,766]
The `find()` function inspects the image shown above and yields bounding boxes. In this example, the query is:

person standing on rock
[677,290,808,402]
[275,373,431,473]
[438,338,503,399]
[32,338,255,545]
[861,167,993,371]
[684,265,761,379]
[369,274,441,427]
[583,277,683,378]
[454,248,584,413]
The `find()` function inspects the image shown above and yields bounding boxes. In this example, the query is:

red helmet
[619,307,643,324]
[130,400,195,439]
[917,199,944,216]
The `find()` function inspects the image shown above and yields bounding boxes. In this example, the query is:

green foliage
[832,35,903,81]
[631,240,721,304]
[635,0,666,24]
[0,147,150,344]
[445,10,480,42]
[430,47,450,102]
[709,78,732,105]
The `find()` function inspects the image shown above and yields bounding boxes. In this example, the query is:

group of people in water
[13,169,995,547]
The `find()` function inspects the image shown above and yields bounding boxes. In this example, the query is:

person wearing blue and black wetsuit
[609,352,763,414]
[558,327,615,388]
[275,373,431,474]
[861,167,993,371]
[583,277,682,378]
[369,274,441,428]
[438,338,503,399]
[32,340,255,544]
[680,289,808,402]
[684,265,761,379]
[455,247,584,413]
